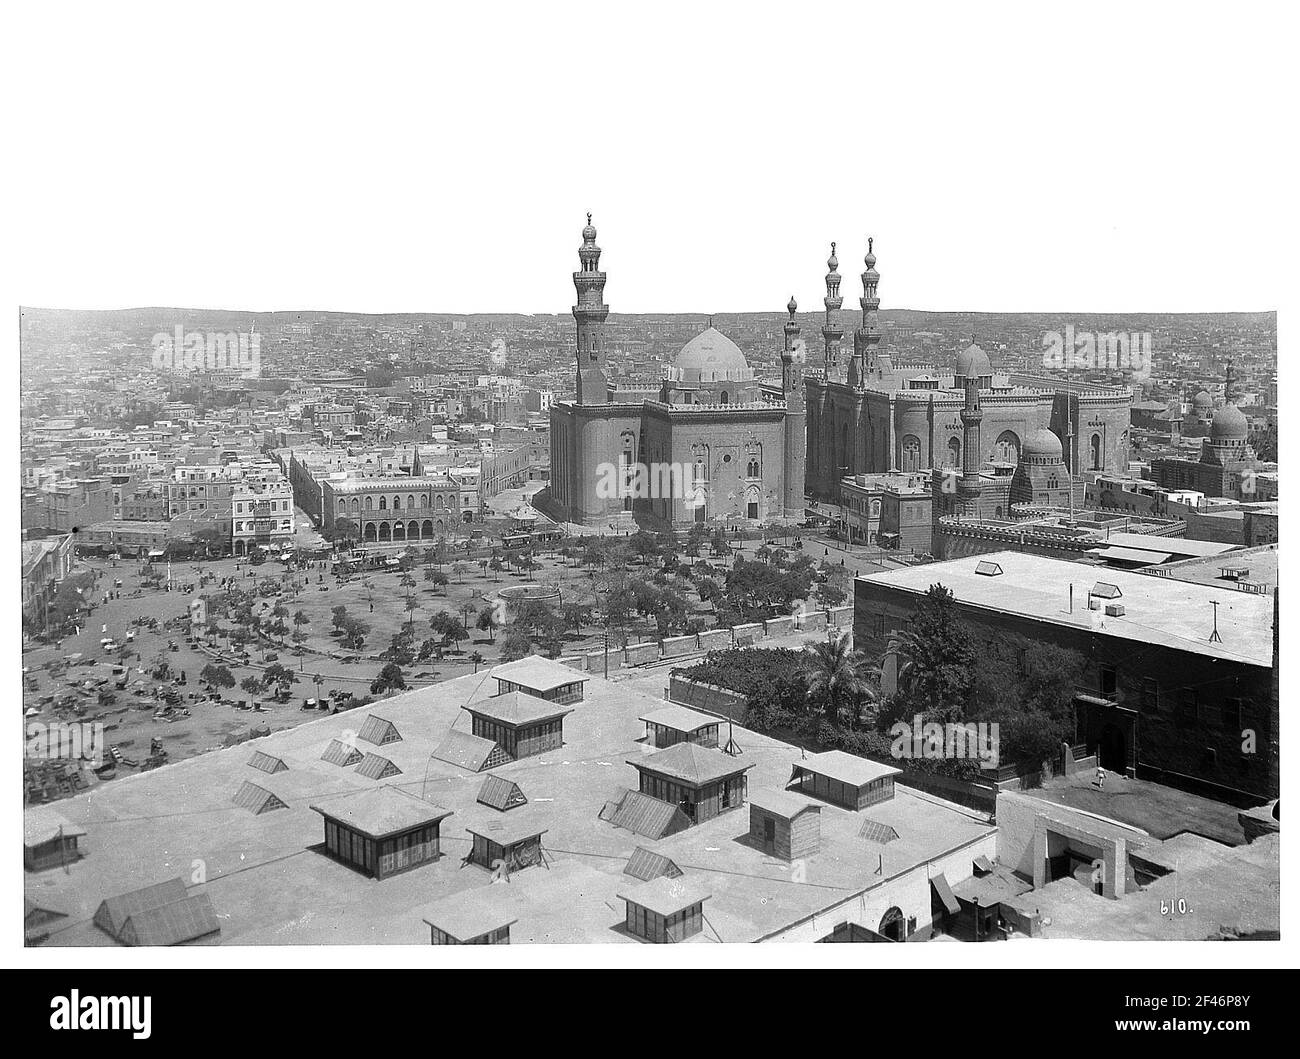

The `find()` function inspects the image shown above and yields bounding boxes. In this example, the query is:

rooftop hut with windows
[788,751,900,810]
[638,705,721,749]
[490,657,589,705]
[24,807,87,871]
[422,889,518,945]
[464,811,549,875]
[618,876,712,943]
[462,692,572,762]
[311,786,453,880]
[626,743,753,825]
[747,789,822,860]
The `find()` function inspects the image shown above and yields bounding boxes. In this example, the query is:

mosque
[803,243,1133,503]
[545,218,1134,532]
[545,215,807,529]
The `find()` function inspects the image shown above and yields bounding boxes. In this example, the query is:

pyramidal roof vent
[975,560,1003,577]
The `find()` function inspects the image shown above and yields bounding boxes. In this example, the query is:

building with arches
[804,242,1131,503]
[320,474,461,545]
[545,216,807,529]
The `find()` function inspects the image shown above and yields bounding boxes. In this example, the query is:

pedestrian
[1096,764,1105,790]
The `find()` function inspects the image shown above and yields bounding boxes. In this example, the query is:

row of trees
[681,583,1084,775]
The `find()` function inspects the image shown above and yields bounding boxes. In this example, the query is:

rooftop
[617,875,713,917]
[310,786,453,838]
[638,705,720,733]
[465,691,572,727]
[490,657,589,693]
[791,750,901,788]
[629,742,754,786]
[23,663,994,945]
[858,550,1274,667]
[419,887,518,942]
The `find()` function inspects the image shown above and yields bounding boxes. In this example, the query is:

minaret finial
[587,211,592,224]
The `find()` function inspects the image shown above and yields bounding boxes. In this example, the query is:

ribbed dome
[1211,402,1248,440]
[1022,428,1063,459]
[956,342,992,380]
[1192,389,1213,411]
[675,327,749,377]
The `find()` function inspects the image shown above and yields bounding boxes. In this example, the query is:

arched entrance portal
[878,906,905,941]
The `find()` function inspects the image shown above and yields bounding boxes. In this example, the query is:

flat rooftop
[24,662,993,945]
[1144,543,1278,596]
[858,550,1273,667]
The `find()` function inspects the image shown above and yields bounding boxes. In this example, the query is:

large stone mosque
[803,242,1132,503]
[545,217,1132,530]
[546,215,807,529]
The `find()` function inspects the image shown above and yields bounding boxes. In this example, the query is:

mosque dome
[674,327,749,381]
[1022,428,1063,460]
[956,342,993,380]
[581,212,597,242]
[1210,401,1248,441]
[1192,389,1213,412]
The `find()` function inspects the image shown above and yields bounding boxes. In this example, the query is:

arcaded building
[546,216,807,529]
[803,242,1132,502]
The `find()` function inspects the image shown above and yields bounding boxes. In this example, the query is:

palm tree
[800,633,875,728]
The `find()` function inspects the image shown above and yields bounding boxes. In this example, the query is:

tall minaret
[958,373,984,510]
[781,296,806,517]
[849,237,881,388]
[573,212,609,405]
[1224,360,1238,405]
[822,242,843,383]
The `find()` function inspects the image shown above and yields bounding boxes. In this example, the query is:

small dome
[787,295,798,315]
[1192,389,1213,411]
[956,342,992,381]
[674,327,749,380]
[1211,402,1248,441]
[582,212,597,242]
[1022,428,1063,460]
[827,242,839,272]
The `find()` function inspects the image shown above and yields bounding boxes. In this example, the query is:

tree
[262,663,297,694]
[892,583,977,723]
[499,628,532,662]
[468,650,486,673]
[200,663,234,689]
[815,581,847,608]
[331,605,350,633]
[801,633,876,728]
[451,562,469,583]
[371,662,406,695]
[487,557,503,583]
[425,568,449,593]
[476,608,498,642]
[240,676,263,698]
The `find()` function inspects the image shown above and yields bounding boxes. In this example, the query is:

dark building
[491,657,589,705]
[311,787,453,879]
[788,751,900,810]
[463,692,572,761]
[627,742,753,825]
[854,552,1278,803]
[619,876,711,943]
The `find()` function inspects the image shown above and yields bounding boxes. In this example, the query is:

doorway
[1099,723,1126,772]
[763,817,775,851]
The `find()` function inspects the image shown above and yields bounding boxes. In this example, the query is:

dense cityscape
[19,217,1279,947]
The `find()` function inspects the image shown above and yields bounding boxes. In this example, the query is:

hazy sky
[8,1,1290,315]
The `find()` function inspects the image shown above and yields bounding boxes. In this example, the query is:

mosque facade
[545,216,807,529]
[803,243,1133,503]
